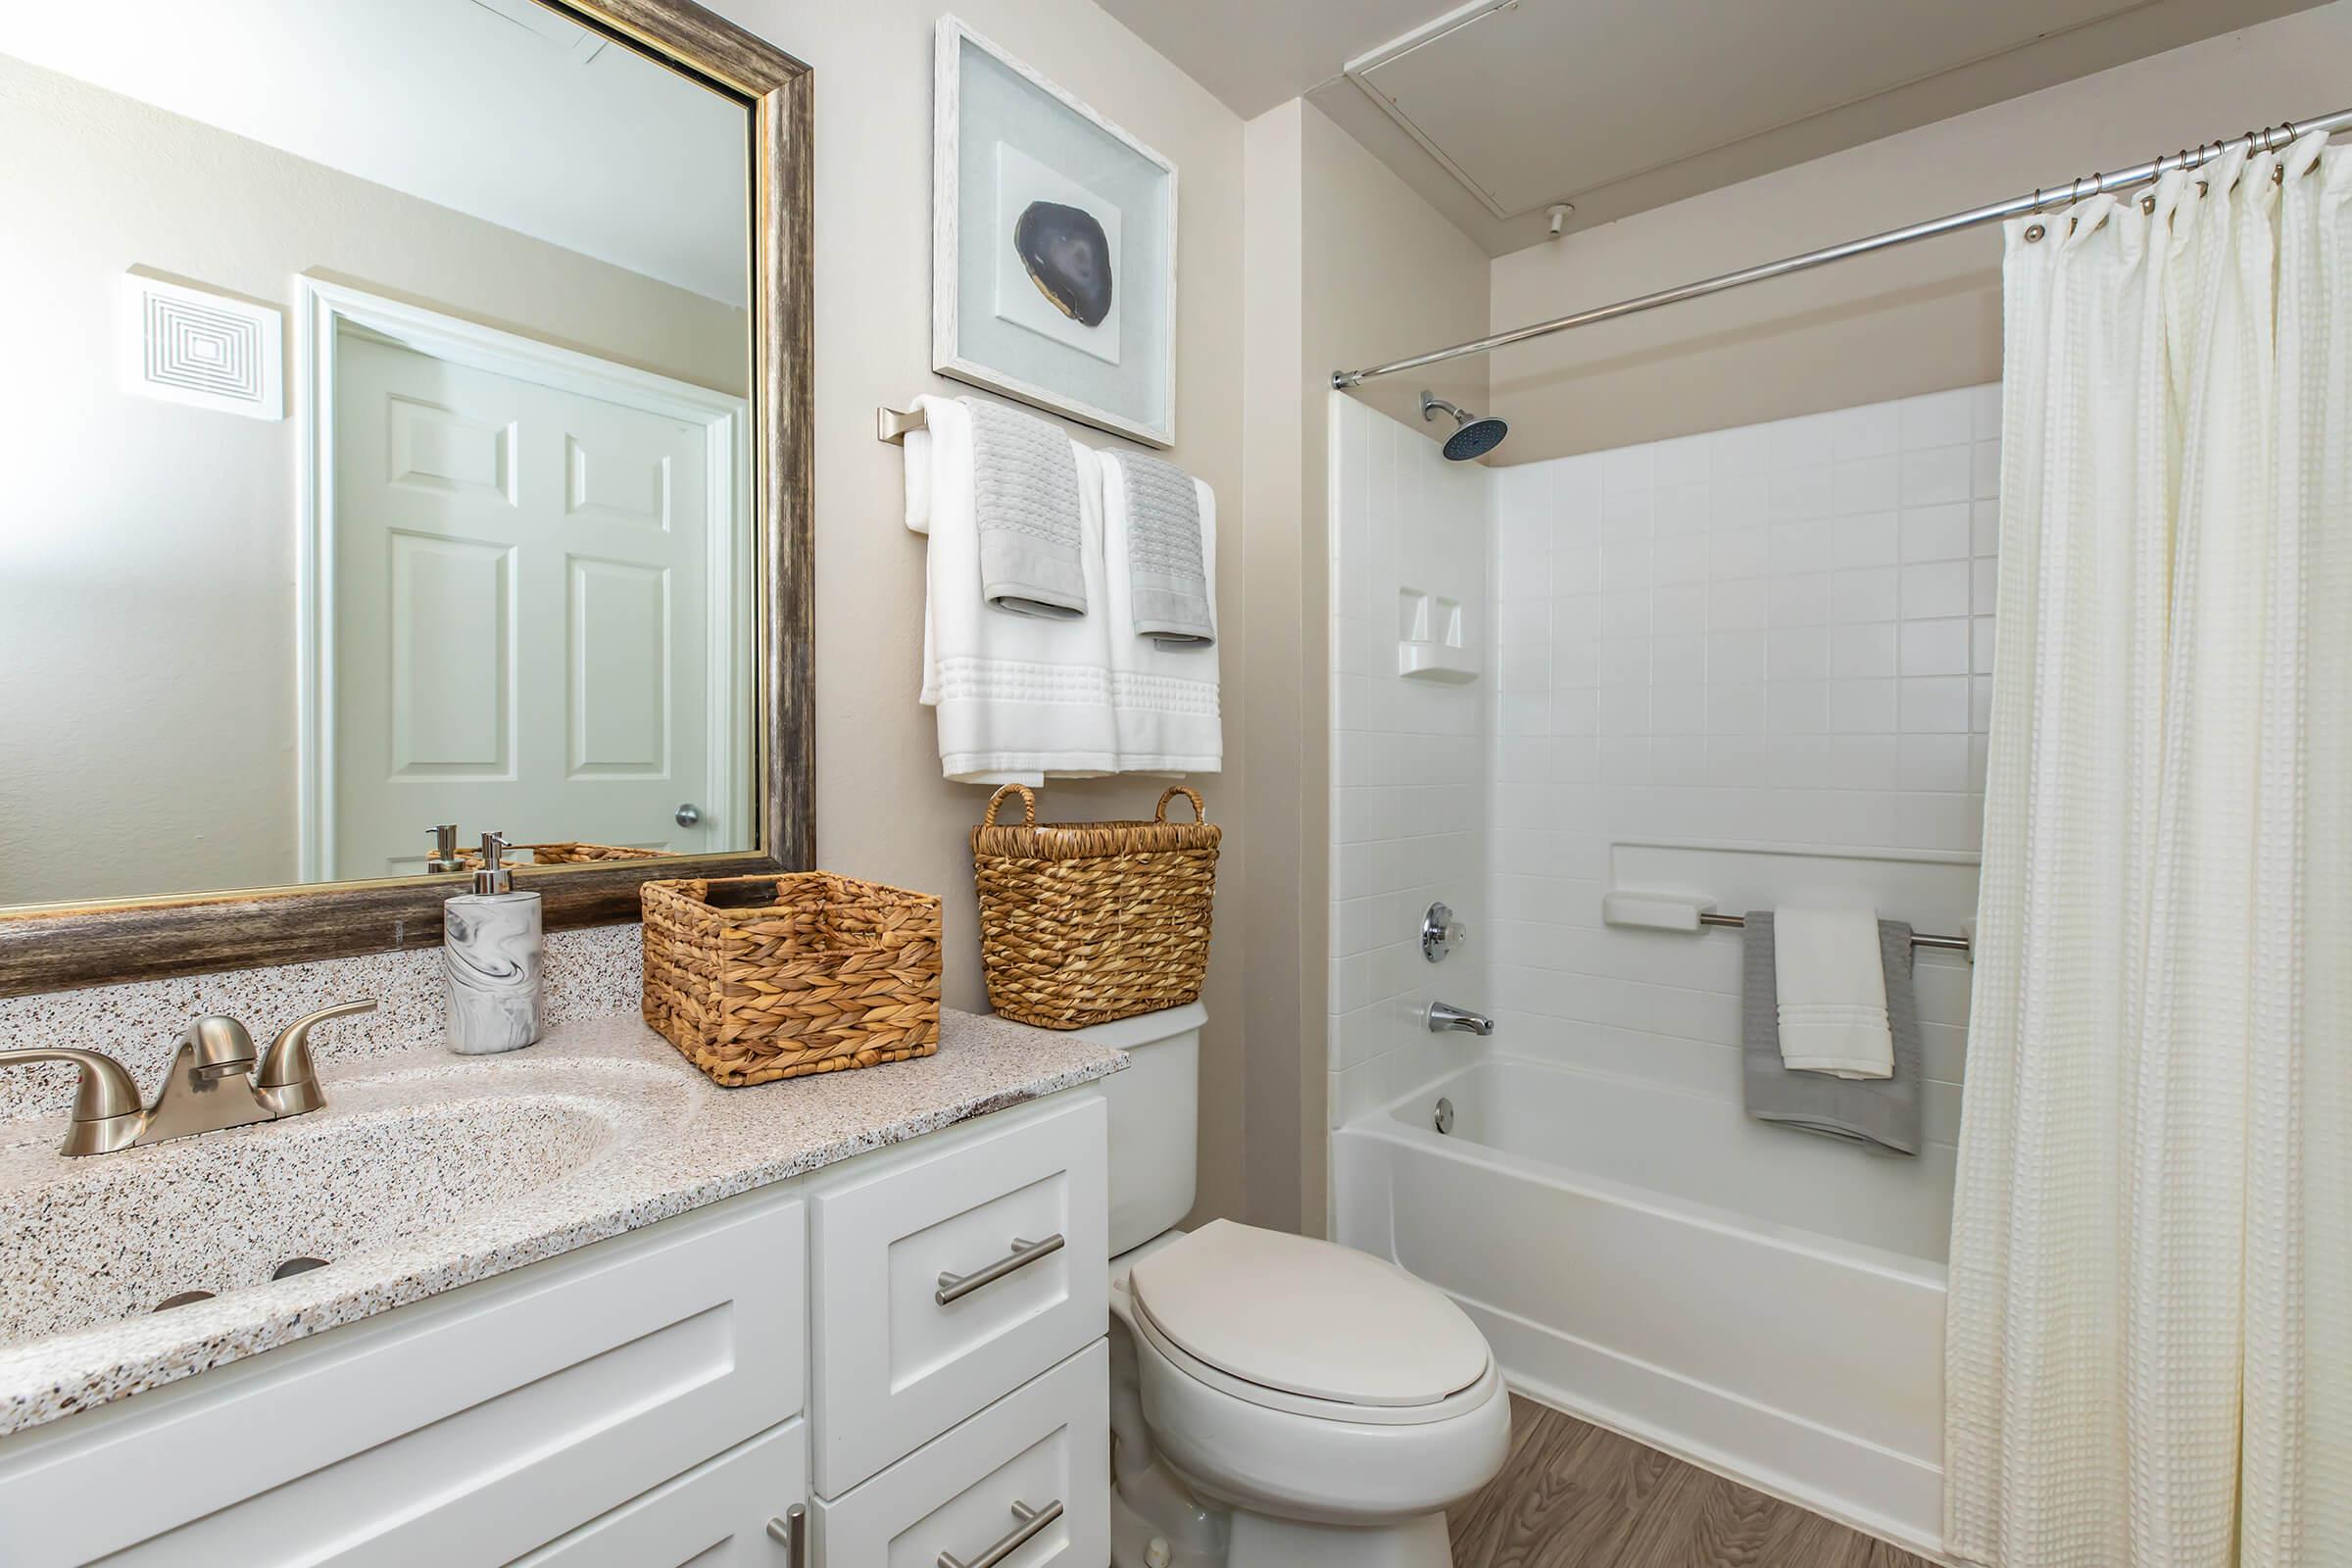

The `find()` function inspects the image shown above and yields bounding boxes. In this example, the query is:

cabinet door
[811,1094,1106,1494]
[513,1419,806,1568]
[816,1341,1107,1568]
[0,1191,805,1568]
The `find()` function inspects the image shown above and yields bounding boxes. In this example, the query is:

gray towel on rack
[1740,911,1921,1155]
[963,396,1088,618]
[1113,452,1215,647]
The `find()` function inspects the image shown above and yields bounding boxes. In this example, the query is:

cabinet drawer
[810,1093,1105,1494]
[817,1341,1108,1568]
[0,1189,805,1568]
[512,1419,806,1568]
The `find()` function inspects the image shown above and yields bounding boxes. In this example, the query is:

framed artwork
[933,17,1177,447]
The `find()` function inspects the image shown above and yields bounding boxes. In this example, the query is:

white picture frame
[933,16,1178,448]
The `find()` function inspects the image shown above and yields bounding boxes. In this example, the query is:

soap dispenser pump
[443,832,543,1055]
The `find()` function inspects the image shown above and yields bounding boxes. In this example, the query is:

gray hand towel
[1740,910,1921,1155]
[1114,452,1215,647]
[964,396,1087,618]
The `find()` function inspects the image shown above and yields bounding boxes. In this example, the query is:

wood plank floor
[1447,1396,1936,1568]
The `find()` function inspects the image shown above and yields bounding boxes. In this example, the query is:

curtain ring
[2140,191,2157,215]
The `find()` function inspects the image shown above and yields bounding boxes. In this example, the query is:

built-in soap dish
[1396,587,1479,684]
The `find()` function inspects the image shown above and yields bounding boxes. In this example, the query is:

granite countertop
[0,1007,1124,1439]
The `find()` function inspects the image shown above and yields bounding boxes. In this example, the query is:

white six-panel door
[330,330,714,877]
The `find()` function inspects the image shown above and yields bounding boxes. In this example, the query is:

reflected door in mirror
[328,331,732,878]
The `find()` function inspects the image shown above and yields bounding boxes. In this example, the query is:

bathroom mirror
[0,0,812,994]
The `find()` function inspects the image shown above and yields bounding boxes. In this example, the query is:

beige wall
[710,0,1253,1228]
[0,55,746,907]
[1487,4,2352,463]
[1241,99,1491,1235]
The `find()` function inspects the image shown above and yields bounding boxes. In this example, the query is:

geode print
[1014,199,1113,327]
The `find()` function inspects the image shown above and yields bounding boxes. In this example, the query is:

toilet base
[1113,1475,1454,1568]
[1227,1509,1450,1567]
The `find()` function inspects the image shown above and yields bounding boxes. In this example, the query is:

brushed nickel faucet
[0,1000,374,1157]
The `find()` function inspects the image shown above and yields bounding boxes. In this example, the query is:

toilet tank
[1075,1002,1205,1253]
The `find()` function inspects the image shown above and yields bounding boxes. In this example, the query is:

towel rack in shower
[1602,890,1971,953]
[1697,910,1970,953]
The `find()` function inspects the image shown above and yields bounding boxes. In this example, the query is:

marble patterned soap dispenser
[444,832,543,1054]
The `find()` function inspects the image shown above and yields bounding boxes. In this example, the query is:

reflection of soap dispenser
[443,832,543,1054]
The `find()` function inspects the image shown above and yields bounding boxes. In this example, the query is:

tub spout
[1425,1002,1494,1037]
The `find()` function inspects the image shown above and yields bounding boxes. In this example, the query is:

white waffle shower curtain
[1944,132,2352,1567]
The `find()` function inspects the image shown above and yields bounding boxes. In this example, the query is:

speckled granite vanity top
[0,1007,1124,1437]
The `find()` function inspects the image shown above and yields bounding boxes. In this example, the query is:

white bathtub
[1332,1055,1950,1557]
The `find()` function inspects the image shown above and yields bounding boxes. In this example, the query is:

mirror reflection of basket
[970,785,1220,1030]
[452,842,666,869]
[640,872,943,1086]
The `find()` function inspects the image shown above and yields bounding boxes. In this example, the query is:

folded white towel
[906,395,1117,784]
[1773,906,1893,1079]
[1098,450,1222,773]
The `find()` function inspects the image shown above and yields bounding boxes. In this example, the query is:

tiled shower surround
[1328,395,1491,1126]
[1331,383,1999,1161]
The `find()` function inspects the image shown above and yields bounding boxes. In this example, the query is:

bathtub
[1331,1055,1951,1557]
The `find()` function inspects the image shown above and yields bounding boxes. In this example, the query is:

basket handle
[1155,786,1206,824]
[983,783,1038,827]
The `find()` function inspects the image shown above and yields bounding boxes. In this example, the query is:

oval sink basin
[0,1091,620,1343]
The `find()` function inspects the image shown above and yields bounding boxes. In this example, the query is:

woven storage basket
[971,784,1220,1030]
[641,872,942,1086]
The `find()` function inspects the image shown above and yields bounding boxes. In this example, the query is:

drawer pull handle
[938,1497,1063,1568]
[765,1503,808,1563]
[936,1233,1064,1305]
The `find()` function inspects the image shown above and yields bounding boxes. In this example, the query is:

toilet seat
[1126,1219,1492,1424]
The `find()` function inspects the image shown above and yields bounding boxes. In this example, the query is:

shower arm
[1331,108,2352,390]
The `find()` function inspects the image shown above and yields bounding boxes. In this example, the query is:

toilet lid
[1127,1219,1490,1408]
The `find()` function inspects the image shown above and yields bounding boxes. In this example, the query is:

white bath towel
[905,395,1117,784]
[1773,906,1894,1079]
[1098,450,1222,773]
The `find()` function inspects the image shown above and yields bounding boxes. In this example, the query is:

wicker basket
[640,872,943,1086]
[971,784,1220,1030]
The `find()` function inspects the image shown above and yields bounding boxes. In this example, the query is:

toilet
[1075,1003,1511,1568]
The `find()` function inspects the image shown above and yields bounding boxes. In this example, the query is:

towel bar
[877,404,925,444]
[1697,910,1970,953]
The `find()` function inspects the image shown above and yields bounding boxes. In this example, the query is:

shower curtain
[1945,133,2351,1568]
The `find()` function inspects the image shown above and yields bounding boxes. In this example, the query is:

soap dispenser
[443,832,543,1055]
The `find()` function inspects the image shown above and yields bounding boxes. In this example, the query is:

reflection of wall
[0,54,748,906]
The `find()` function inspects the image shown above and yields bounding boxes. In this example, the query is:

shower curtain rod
[1331,108,2352,389]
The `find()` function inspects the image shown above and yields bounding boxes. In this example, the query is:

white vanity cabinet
[0,1089,1109,1568]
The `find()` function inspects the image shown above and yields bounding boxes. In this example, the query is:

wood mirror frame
[0,0,812,998]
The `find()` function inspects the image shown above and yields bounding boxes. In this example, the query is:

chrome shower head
[1419,391,1508,462]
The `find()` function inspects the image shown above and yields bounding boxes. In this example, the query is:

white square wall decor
[121,271,285,420]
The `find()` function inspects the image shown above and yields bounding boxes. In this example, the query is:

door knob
[675,803,702,827]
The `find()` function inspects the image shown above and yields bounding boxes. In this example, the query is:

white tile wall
[1482,384,2000,1154]
[1329,384,1996,1174]
[1327,395,1489,1126]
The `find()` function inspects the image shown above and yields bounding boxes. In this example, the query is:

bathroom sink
[0,1076,629,1344]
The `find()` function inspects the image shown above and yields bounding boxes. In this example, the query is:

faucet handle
[0,1049,146,1155]
[258,1000,378,1093]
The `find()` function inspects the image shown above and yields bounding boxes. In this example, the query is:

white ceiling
[1,0,750,305]
[1099,0,2329,254]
